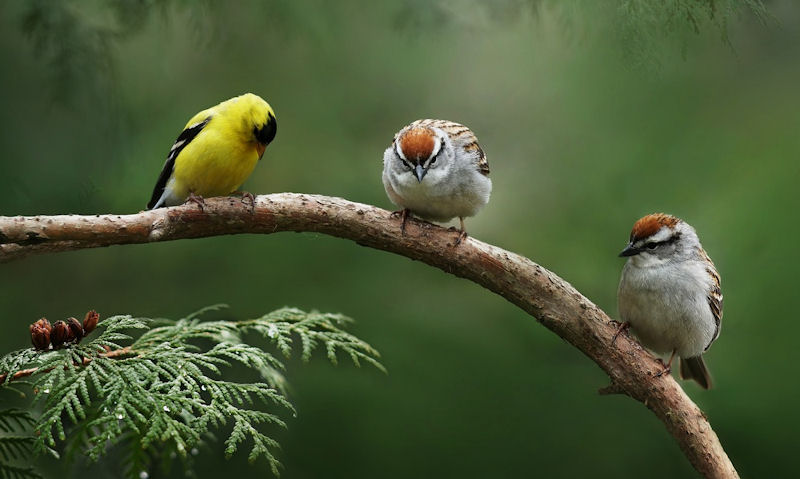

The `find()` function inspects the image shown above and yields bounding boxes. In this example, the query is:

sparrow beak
[619,242,640,257]
[414,164,427,182]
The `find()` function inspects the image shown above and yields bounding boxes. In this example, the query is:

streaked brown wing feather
[470,143,490,176]
[700,248,723,351]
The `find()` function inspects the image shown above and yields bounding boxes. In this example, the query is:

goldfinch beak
[619,243,640,257]
[414,164,427,182]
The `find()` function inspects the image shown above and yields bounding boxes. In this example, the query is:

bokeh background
[1,1,798,477]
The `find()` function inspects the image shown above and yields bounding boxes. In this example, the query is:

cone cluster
[30,310,99,351]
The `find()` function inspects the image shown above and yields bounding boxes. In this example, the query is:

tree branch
[0,193,738,478]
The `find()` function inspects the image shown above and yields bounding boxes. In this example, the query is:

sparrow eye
[428,147,444,166]
[646,243,658,250]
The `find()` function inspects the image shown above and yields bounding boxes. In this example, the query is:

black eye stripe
[427,146,444,165]
[643,232,681,250]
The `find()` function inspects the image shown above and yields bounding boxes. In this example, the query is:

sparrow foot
[453,229,468,246]
[611,321,630,346]
[453,217,468,246]
[391,209,411,236]
[655,350,677,377]
[655,361,672,378]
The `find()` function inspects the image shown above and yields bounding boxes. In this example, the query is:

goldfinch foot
[186,192,206,210]
[234,191,256,212]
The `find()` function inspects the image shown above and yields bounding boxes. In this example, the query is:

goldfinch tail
[148,194,166,210]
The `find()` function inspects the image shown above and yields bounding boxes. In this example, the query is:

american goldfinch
[147,93,277,209]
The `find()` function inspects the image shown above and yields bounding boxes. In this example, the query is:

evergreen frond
[0,411,35,433]
[242,308,386,372]
[614,0,769,69]
[0,462,42,479]
[0,306,382,477]
[0,410,41,479]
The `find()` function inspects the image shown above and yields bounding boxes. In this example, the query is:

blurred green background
[1,0,798,477]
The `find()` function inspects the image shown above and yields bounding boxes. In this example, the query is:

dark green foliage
[615,0,770,69]
[0,307,382,478]
[15,0,212,105]
[241,308,385,370]
[10,0,769,102]
[0,409,41,479]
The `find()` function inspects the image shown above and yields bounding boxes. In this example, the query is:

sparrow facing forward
[382,119,491,243]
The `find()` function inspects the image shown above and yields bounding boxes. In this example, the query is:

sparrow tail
[680,356,712,390]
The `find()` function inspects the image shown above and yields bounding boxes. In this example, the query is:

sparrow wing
[470,142,490,176]
[701,250,723,351]
[147,116,211,209]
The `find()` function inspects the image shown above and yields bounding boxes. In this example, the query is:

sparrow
[382,119,491,244]
[617,213,722,389]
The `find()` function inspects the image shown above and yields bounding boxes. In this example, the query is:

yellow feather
[148,93,276,208]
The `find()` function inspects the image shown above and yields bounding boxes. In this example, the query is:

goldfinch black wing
[147,116,211,209]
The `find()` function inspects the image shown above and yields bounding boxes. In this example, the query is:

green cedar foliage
[615,0,770,69]
[0,306,383,478]
[0,409,43,479]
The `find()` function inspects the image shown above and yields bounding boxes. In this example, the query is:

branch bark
[0,193,738,478]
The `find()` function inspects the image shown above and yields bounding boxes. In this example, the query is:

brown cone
[83,310,99,334]
[66,317,84,343]
[51,321,69,348]
[30,318,52,351]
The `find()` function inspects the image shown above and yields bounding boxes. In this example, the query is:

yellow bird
[147,93,277,209]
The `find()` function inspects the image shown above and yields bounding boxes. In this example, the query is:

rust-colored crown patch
[630,213,680,241]
[399,127,435,163]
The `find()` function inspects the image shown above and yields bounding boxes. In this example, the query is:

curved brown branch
[0,193,737,478]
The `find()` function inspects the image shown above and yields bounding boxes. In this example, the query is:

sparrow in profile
[617,213,722,389]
